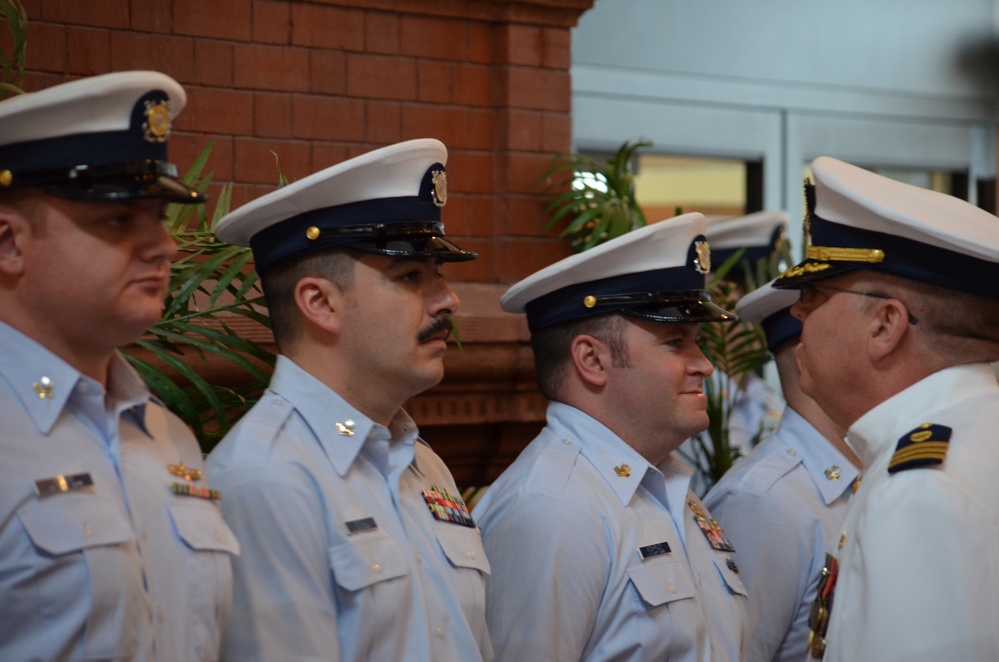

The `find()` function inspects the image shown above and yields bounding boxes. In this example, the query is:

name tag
[638,541,671,560]
[345,517,378,534]
[34,472,93,497]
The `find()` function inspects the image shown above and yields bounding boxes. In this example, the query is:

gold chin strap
[805,246,885,263]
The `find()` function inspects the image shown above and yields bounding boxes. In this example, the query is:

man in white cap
[704,280,859,661]
[0,72,238,661]
[474,214,748,661]
[774,156,999,661]
[206,138,492,661]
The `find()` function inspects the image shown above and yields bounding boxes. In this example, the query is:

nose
[430,278,460,318]
[690,345,714,377]
[140,213,177,263]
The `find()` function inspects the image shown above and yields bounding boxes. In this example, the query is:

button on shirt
[206,355,492,662]
[474,402,748,661]
[704,407,857,661]
[0,322,238,662]
[822,363,999,662]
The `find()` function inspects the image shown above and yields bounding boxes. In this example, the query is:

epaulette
[887,422,952,474]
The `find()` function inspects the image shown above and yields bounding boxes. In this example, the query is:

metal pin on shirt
[336,419,356,436]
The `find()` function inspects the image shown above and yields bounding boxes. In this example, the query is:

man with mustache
[207,139,492,661]
[0,72,238,661]
[474,214,749,660]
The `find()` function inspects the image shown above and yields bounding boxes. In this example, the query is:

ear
[569,334,613,388]
[0,209,27,277]
[867,299,911,362]
[294,276,343,336]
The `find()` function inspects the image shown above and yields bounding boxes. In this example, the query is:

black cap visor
[597,290,737,323]
[19,160,205,204]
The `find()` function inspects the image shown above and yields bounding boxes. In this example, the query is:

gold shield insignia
[430,169,447,208]
[143,100,172,143]
[694,240,711,274]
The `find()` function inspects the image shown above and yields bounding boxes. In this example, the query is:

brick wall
[18,0,592,283]
[12,0,595,484]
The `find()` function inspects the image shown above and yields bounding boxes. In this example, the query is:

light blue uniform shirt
[474,402,748,662]
[704,407,857,661]
[206,355,492,662]
[0,322,238,661]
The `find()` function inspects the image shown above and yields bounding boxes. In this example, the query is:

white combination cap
[0,71,202,203]
[215,138,476,272]
[501,213,736,332]
[775,156,999,300]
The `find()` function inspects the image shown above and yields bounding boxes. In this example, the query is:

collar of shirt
[847,362,999,467]
[776,406,859,505]
[266,355,422,478]
[545,401,690,513]
[0,321,151,437]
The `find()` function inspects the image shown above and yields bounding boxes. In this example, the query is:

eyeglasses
[798,283,919,325]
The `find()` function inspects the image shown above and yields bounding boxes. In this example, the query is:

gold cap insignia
[583,295,597,309]
[0,170,12,187]
[143,100,172,143]
[33,376,55,399]
[167,462,203,482]
[306,226,321,240]
[430,169,447,208]
[693,240,711,274]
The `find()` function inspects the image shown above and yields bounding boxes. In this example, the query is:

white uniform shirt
[474,402,748,661]
[823,363,999,661]
[704,407,857,661]
[0,322,238,661]
[206,355,492,662]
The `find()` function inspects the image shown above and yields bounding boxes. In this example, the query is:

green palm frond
[123,143,276,453]
[540,139,651,252]
[0,0,27,99]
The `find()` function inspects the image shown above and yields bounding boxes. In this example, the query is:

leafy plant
[0,0,26,99]
[124,143,275,452]
[539,138,651,252]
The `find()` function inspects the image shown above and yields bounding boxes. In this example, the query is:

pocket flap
[329,535,409,591]
[18,495,132,555]
[435,526,490,574]
[627,557,696,606]
[168,500,240,555]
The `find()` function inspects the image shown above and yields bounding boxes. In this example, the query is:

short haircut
[531,313,630,400]
[260,247,357,352]
[859,271,999,364]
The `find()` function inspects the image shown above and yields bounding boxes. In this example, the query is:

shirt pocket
[17,494,139,658]
[168,500,240,555]
[627,556,697,606]
[713,556,748,598]
[329,534,409,591]
[435,526,490,575]
[19,494,132,554]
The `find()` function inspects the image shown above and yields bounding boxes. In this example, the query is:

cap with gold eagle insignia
[501,213,736,333]
[0,71,203,203]
[214,138,475,273]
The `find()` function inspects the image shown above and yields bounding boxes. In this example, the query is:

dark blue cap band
[760,307,802,352]
[807,215,999,300]
[524,266,707,332]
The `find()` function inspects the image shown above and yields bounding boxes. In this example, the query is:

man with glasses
[773,156,999,661]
